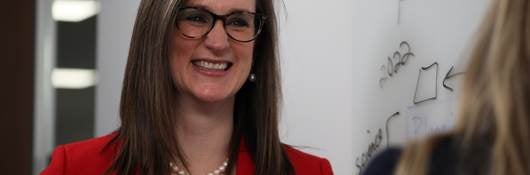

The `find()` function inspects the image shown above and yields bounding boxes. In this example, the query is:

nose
[204,20,230,53]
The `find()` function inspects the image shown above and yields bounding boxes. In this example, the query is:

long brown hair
[107,0,294,174]
[395,0,530,174]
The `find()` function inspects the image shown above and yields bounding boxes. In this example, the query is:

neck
[174,94,234,174]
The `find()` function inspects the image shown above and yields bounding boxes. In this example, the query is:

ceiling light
[52,68,96,89]
[52,0,100,22]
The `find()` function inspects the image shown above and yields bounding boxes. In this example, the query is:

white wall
[33,0,56,173]
[95,0,140,136]
[277,0,353,174]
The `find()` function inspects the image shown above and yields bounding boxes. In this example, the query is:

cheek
[170,35,195,62]
[168,37,194,91]
[169,35,196,83]
[234,43,255,72]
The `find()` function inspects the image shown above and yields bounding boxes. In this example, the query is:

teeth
[195,61,228,70]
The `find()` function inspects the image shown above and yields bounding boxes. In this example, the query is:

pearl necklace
[170,159,229,175]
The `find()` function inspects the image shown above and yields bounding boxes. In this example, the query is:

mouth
[191,59,233,72]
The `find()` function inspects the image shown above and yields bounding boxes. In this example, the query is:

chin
[192,90,234,104]
[195,96,227,103]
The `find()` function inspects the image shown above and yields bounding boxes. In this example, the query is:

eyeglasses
[175,7,266,42]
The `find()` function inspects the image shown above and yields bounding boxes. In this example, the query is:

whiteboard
[351,0,490,173]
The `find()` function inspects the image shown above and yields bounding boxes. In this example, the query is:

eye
[185,14,209,23]
[227,16,250,27]
[178,9,212,24]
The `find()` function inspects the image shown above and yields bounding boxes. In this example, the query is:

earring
[249,73,256,82]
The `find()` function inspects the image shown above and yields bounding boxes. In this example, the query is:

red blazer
[41,133,334,175]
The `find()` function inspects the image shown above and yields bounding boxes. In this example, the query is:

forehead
[183,0,256,14]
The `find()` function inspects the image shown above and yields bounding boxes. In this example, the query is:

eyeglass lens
[176,8,263,42]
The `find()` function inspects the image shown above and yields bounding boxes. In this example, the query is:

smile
[192,60,232,71]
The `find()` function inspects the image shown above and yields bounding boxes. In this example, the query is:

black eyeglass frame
[175,7,267,43]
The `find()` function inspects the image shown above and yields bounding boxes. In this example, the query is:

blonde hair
[395,0,530,174]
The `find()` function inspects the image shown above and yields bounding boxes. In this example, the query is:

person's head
[170,0,264,103]
[112,0,293,174]
[395,0,530,174]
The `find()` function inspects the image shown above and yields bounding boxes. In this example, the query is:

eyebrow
[183,4,255,14]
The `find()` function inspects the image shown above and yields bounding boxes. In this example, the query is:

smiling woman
[40,0,334,175]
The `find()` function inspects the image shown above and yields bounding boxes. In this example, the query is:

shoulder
[40,132,120,175]
[62,132,119,156]
[284,145,334,175]
[362,147,402,175]
[362,135,456,175]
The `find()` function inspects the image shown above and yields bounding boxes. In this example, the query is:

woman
[41,0,333,174]
[363,0,530,174]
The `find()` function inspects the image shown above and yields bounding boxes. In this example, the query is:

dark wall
[0,0,35,174]
[56,17,96,69]
[55,16,97,146]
